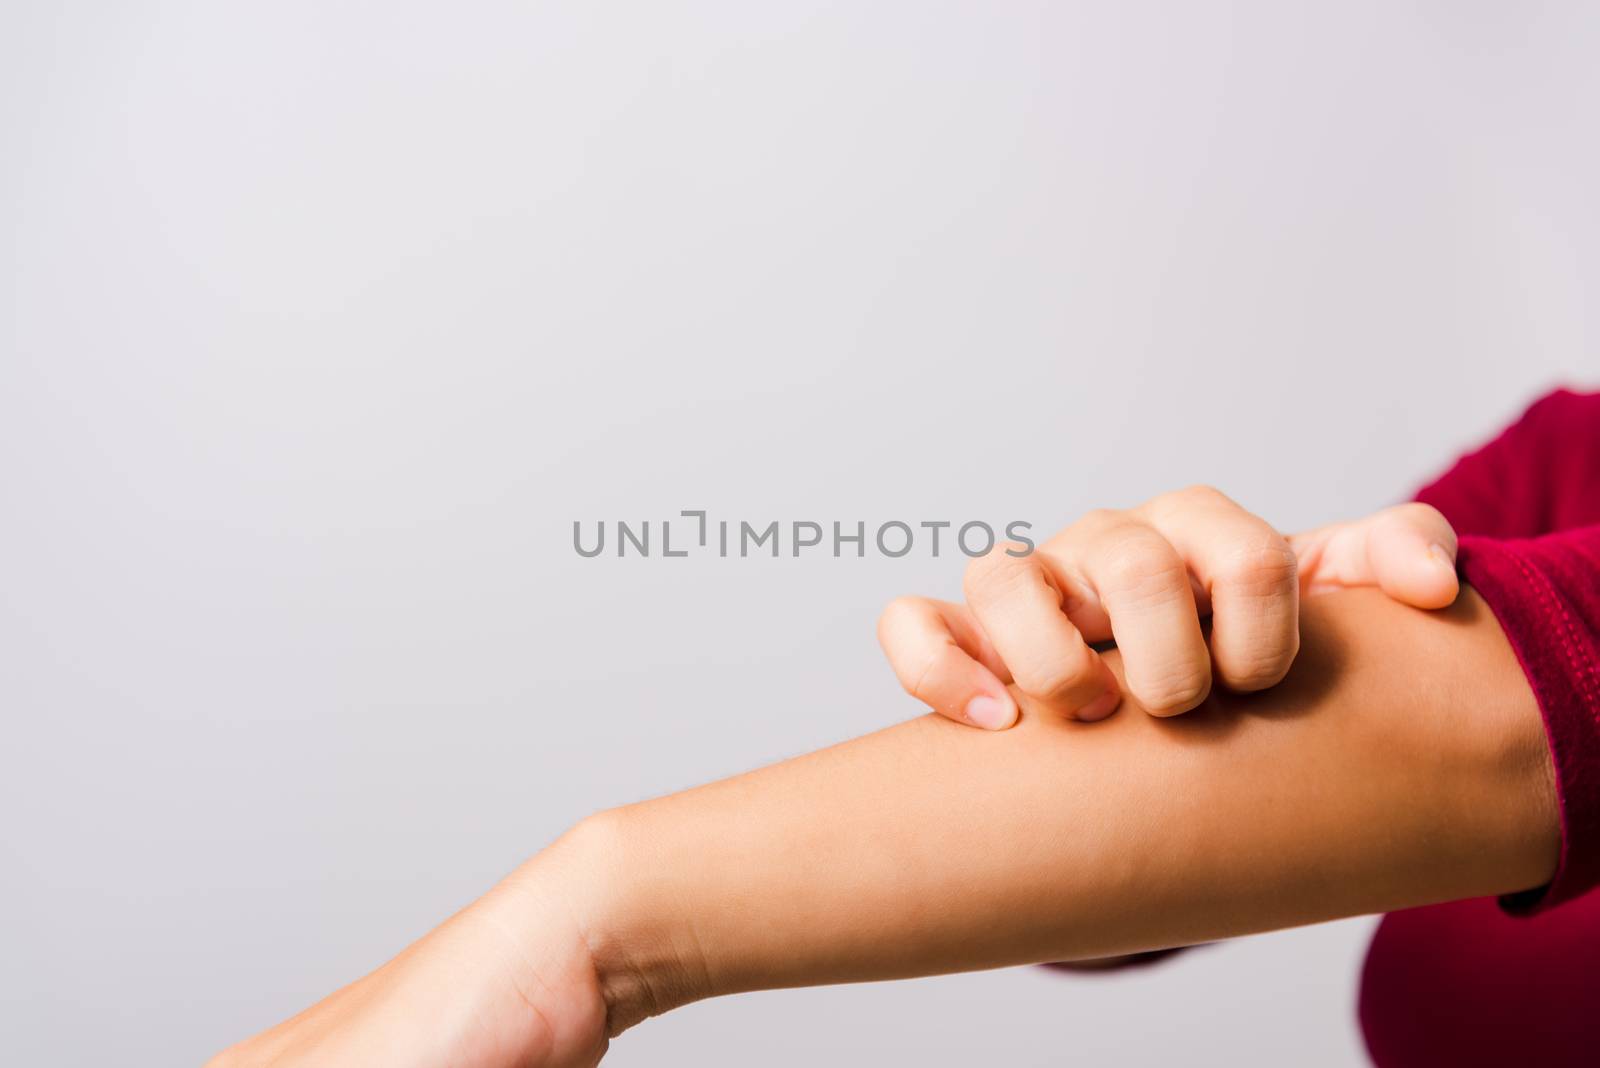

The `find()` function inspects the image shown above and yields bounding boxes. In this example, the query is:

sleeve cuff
[1453,535,1600,914]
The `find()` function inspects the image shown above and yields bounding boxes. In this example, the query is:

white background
[3,2,1596,1064]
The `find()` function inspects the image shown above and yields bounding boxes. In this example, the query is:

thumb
[1364,503,1460,609]
[1291,503,1460,610]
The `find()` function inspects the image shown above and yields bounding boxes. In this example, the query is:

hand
[205,842,611,1068]
[877,487,1459,728]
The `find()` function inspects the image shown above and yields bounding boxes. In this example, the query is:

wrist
[1446,586,1562,894]
[520,807,711,1039]
[1369,585,1559,896]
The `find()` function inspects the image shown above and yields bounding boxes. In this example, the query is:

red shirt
[1360,388,1600,1066]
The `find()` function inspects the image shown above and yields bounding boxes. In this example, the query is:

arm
[570,586,1555,1031]
[215,586,1556,1065]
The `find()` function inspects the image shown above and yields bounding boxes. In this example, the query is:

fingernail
[965,694,1016,730]
[1075,690,1121,722]
[1429,543,1456,572]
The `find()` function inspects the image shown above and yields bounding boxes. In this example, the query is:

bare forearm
[215,587,1561,1067]
[540,588,1557,1034]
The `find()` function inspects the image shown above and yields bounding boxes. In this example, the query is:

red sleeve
[1414,388,1600,538]
[1454,529,1600,912]
[1414,388,1600,912]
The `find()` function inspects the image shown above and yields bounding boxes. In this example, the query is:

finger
[1138,485,1300,692]
[962,548,1120,721]
[1365,503,1460,609]
[1290,503,1459,609]
[877,596,1018,729]
[1041,512,1210,716]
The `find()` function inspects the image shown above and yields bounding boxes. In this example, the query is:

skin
[886,491,1462,972]
[211,586,1558,1067]
[879,488,1461,729]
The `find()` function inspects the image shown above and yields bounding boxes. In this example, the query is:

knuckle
[1140,484,1229,520]
[876,596,919,640]
[906,650,946,703]
[1099,542,1189,606]
[1175,483,1229,507]
[1141,485,1254,532]
[1214,540,1299,598]
[1016,647,1096,701]
[898,639,959,704]
[1070,507,1127,537]
[963,549,1039,605]
[996,538,1033,558]
[878,594,919,623]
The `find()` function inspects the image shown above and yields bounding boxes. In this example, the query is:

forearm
[535,588,1557,1034]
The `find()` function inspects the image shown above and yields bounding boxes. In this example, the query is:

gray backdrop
[3,2,1596,1065]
